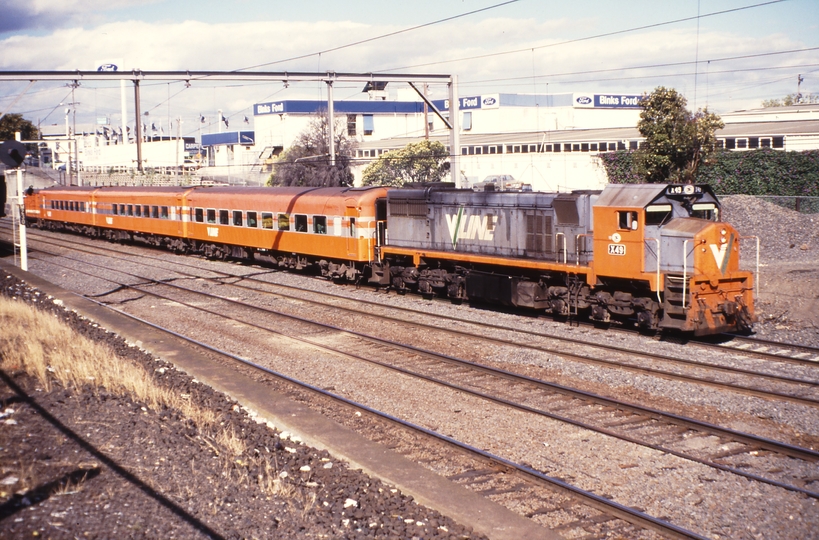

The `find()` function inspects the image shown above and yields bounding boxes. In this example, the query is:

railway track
[5,224,817,381]
[3,223,819,538]
[86,296,708,540]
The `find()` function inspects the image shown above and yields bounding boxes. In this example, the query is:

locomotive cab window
[294,214,307,232]
[194,208,204,222]
[233,210,243,227]
[313,215,327,234]
[645,204,672,226]
[618,211,638,230]
[247,211,257,228]
[691,203,718,221]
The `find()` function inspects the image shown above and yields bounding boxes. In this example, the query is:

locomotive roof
[595,184,718,208]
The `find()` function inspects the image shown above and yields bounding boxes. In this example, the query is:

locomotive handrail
[645,237,662,304]
[740,235,760,298]
[555,232,567,264]
[682,240,690,309]
[575,234,593,266]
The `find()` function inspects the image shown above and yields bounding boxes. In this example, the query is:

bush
[600,148,819,196]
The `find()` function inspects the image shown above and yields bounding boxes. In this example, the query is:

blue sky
[1,0,817,138]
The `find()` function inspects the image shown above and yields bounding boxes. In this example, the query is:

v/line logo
[445,207,498,248]
[709,233,734,274]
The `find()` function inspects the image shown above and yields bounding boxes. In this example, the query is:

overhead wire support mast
[0,70,461,185]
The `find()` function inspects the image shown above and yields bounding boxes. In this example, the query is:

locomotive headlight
[721,228,727,235]
[721,237,728,244]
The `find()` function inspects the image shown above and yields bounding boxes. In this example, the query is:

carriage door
[345,205,358,258]
[176,196,185,236]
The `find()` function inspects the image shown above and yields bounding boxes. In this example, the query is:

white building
[33,91,819,192]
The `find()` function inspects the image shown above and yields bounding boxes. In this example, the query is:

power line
[469,46,819,86]
[378,0,789,72]
[233,0,522,72]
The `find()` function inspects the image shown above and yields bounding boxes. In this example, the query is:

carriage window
[151,206,159,218]
[127,204,133,216]
[618,211,638,230]
[120,204,126,215]
[247,211,257,228]
[135,205,141,217]
[80,202,85,212]
[645,204,672,226]
[313,215,327,234]
[691,203,718,221]
[206,209,216,223]
[143,205,150,217]
[111,203,118,215]
[194,208,204,222]
[277,213,289,230]
[161,206,169,219]
[233,210,243,226]
[294,214,307,232]
[261,212,274,229]
[219,210,229,225]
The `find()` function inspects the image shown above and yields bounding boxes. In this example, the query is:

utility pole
[424,84,429,140]
[327,82,335,167]
[134,80,143,172]
[797,74,804,104]
[64,107,71,183]
[69,81,81,186]
[14,132,27,271]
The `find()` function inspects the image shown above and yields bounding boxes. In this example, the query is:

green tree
[762,93,819,107]
[267,112,356,187]
[361,140,449,187]
[0,113,39,144]
[635,87,724,184]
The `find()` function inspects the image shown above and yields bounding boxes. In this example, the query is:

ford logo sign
[482,97,497,106]
[97,64,119,72]
[576,96,592,105]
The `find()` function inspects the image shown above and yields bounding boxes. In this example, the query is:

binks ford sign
[440,94,500,111]
[574,93,643,109]
[255,102,286,115]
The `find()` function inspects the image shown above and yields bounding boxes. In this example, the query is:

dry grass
[0,297,243,455]
[0,297,313,509]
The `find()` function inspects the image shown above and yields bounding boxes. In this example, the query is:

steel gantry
[0,70,460,184]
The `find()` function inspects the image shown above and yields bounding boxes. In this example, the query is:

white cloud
[1,14,814,134]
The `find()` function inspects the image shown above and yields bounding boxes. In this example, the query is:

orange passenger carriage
[24,185,389,281]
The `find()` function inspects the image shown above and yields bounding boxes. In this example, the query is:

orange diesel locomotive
[24,183,754,335]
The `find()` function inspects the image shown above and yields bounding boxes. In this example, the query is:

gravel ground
[0,194,817,539]
[720,196,819,345]
[0,275,486,540]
